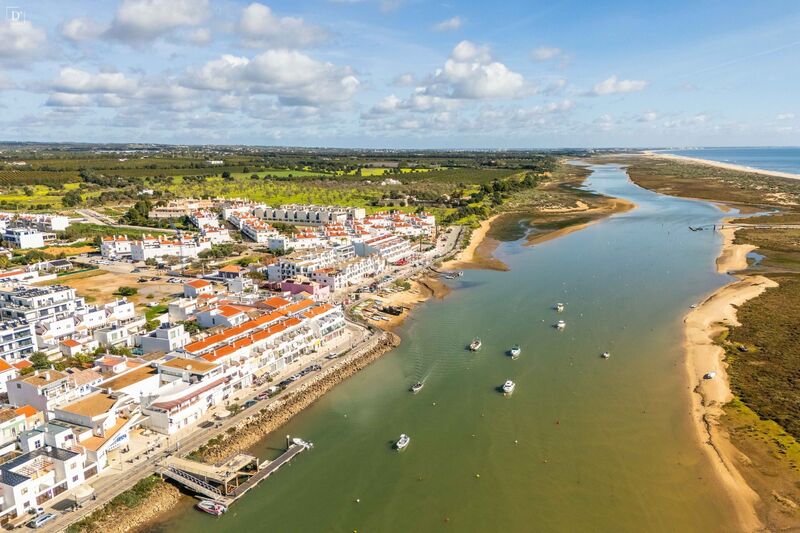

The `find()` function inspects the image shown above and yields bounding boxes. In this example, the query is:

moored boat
[555,302,565,313]
[601,351,610,359]
[556,320,566,330]
[509,345,521,358]
[196,500,227,516]
[469,337,482,351]
[395,433,411,450]
[410,381,424,393]
[502,380,515,394]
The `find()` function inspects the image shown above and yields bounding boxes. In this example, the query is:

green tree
[62,189,83,207]
[115,286,138,296]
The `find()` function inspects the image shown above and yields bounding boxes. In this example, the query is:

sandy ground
[42,269,181,309]
[363,276,451,330]
[645,151,800,181]
[526,197,637,246]
[684,225,777,531]
[441,215,506,271]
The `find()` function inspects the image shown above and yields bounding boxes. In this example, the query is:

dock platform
[159,438,313,506]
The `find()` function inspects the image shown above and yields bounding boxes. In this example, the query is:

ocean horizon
[662,147,800,174]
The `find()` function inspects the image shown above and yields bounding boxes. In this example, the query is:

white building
[311,254,387,291]
[0,319,36,362]
[7,370,88,412]
[100,235,132,259]
[353,234,414,263]
[201,226,231,244]
[183,279,213,298]
[2,227,46,249]
[0,446,86,519]
[130,234,212,262]
[189,210,219,229]
[266,248,339,281]
[137,323,190,354]
[255,204,365,226]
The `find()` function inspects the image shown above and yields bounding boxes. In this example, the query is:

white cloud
[433,16,464,32]
[185,50,359,107]
[392,73,415,87]
[777,113,795,120]
[239,3,328,48]
[46,93,92,107]
[0,20,47,65]
[639,111,658,122]
[61,18,108,43]
[186,27,212,45]
[531,46,562,61]
[365,89,458,117]
[52,67,139,95]
[425,40,526,99]
[589,75,648,96]
[108,0,210,44]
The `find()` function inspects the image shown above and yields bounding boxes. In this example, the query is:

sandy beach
[525,197,636,246]
[684,224,776,531]
[365,276,451,330]
[645,151,800,181]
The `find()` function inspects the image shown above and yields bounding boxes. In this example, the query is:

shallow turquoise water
[155,164,738,532]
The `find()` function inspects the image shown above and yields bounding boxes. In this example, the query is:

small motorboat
[556,320,566,330]
[703,371,717,380]
[410,381,424,393]
[395,433,411,450]
[690,304,698,309]
[555,303,565,313]
[509,345,521,359]
[502,380,516,394]
[601,351,610,359]
[469,337,482,351]
[196,500,227,516]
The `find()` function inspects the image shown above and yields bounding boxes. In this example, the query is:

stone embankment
[68,478,181,533]
[193,331,401,464]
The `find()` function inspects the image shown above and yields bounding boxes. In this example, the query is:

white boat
[196,500,227,516]
[502,380,516,394]
[556,320,566,330]
[469,337,482,351]
[703,371,717,380]
[555,303,565,313]
[601,351,610,359]
[395,433,411,450]
[410,381,424,393]
[509,345,521,358]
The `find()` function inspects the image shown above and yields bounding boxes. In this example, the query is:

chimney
[44,372,50,381]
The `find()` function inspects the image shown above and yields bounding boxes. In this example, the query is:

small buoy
[432,402,436,406]
[514,439,518,444]
[356,498,361,503]
[475,473,480,478]
[471,434,476,438]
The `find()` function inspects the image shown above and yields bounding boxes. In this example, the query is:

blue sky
[0,0,798,148]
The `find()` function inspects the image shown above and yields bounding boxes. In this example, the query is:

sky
[0,0,798,148]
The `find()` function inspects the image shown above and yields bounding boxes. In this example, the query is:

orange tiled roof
[219,265,242,273]
[61,339,80,348]
[186,279,211,289]
[302,303,334,319]
[14,405,38,418]
[0,359,13,372]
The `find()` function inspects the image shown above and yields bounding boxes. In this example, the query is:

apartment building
[137,323,190,354]
[188,210,219,229]
[311,254,387,291]
[2,228,49,249]
[353,233,414,263]
[255,204,366,226]
[7,370,86,412]
[0,285,86,351]
[266,248,339,281]
[100,235,132,259]
[130,234,212,262]
[0,319,36,362]
[0,212,69,232]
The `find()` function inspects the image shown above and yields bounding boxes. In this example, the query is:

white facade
[3,227,45,249]
[137,323,190,354]
[130,235,212,262]
[255,204,366,226]
[100,236,132,259]
[353,234,414,263]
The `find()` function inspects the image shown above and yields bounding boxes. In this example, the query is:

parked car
[243,400,257,409]
[27,513,56,529]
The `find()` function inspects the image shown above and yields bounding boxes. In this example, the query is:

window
[72,475,79,482]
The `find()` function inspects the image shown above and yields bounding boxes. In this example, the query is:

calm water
[665,147,800,174]
[156,164,738,532]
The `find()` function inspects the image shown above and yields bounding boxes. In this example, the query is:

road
[75,208,179,233]
[43,323,376,532]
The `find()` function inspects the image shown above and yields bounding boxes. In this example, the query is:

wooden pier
[159,437,313,506]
